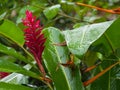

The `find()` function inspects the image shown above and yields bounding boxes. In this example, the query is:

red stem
[83,61,120,86]
[76,2,120,14]
[34,54,46,77]
[84,65,97,73]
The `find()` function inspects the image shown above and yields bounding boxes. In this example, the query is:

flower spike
[22,10,46,77]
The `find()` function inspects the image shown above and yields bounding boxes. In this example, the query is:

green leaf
[43,27,84,90]
[0,62,35,84]
[43,5,60,20]
[93,17,120,53]
[0,43,28,63]
[60,1,75,13]
[0,19,25,46]
[0,56,16,62]
[0,82,32,90]
[0,60,40,80]
[0,73,28,84]
[0,43,35,67]
[63,21,114,58]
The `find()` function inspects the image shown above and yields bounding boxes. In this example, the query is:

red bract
[0,72,9,79]
[22,10,46,76]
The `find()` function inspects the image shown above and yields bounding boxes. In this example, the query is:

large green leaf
[0,43,28,63]
[93,17,120,53]
[0,62,36,84]
[0,73,28,84]
[43,5,60,20]
[63,20,114,58]
[0,82,32,90]
[0,43,35,67]
[0,60,40,80]
[0,19,25,46]
[43,27,84,90]
[89,60,120,90]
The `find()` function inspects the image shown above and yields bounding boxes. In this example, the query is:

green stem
[58,12,81,21]
[104,33,115,54]
[20,46,38,69]
[58,12,92,23]
[47,83,53,90]
[21,46,34,59]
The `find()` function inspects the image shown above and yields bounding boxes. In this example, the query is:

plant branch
[104,33,115,54]
[21,46,34,59]
[76,2,120,14]
[34,55,46,77]
[53,41,67,46]
[83,60,120,86]
[58,12,81,21]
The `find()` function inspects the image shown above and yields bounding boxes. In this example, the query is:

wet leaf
[43,27,84,90]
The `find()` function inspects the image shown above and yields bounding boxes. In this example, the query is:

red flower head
[0,72,9,79]
[22,10,46,76]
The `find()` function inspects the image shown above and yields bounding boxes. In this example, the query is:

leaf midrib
[51,35,71,90]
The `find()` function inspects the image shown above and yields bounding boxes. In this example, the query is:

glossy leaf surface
[43,5,60,20]
[63,21,114,58]
[0,82,32,90]
[93,17,120,53]
[43,27,84,90]
[0,62,35,84]
[0,43,27,63]
[0,60,40,80]
[0,19,25,46]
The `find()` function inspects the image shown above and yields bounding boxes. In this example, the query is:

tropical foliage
[0,0,120,90]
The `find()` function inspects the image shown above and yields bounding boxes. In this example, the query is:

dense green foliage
[0,0,120,90]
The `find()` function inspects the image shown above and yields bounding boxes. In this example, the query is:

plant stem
[34,53,46,77]
[76,2,120,14]
[104,33,115,54]
[20,46,39,69]
[34,53,53,89]
[58,12,81,21]
[83,60,120,86]
[21,46,34,59]
[46,83,53,90]
[53,41,67,46]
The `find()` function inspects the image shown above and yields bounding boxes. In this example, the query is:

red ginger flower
[22,10,46,76]
[0,72,9,79]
